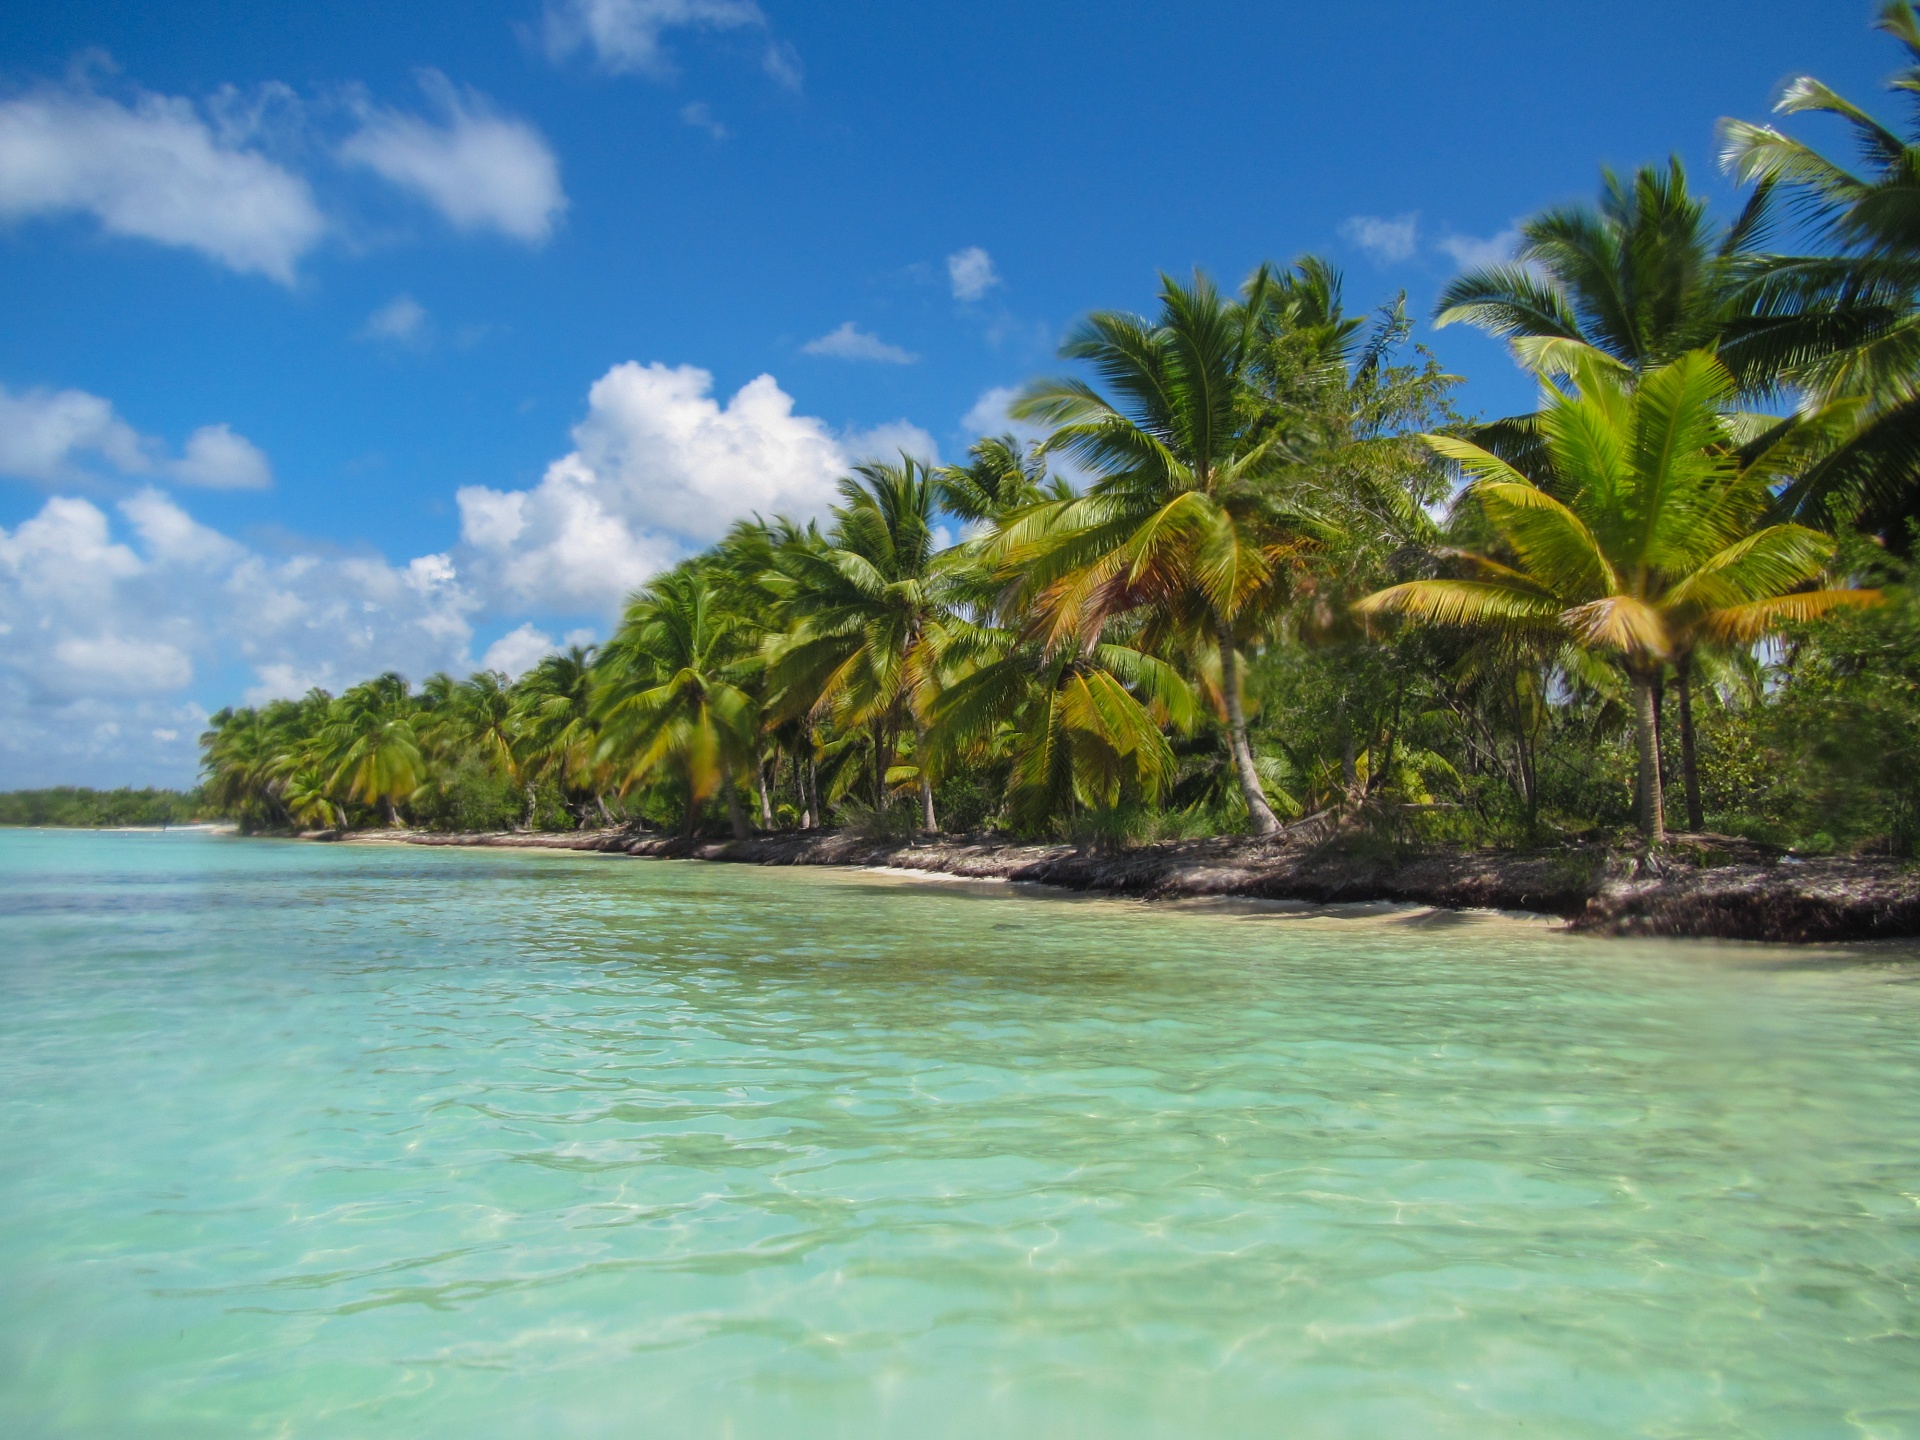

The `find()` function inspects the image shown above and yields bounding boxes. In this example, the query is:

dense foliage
[199,8,1920,856]
[0,788,206,827]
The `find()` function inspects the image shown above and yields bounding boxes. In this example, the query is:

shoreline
[339,827,1920,944]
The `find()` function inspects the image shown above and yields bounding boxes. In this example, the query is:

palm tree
[766,457,970,831]
[1008,270,1319,836]
[1433,160,1900,823]
[1359,350,1873,847]
[1719,1,1920,543]
[428,670,533,824]
[1434,161,1789,389]
[514,646,608,823]
[320,674,425,829]
[935,434,1065,525]
[594,569,758,839]
[931,637,1196,831]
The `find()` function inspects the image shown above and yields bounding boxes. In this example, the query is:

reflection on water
[1,830,1917,1438]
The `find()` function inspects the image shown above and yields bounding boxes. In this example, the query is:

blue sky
[0,0,1887,786]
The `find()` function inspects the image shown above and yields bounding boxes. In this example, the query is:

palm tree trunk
[872,724,893,816]
[916,723,937,832]
[682,782,699,841]
[523,782,537,831]
[385,797,401,829]
[1675,659,1704,833]
[756,756,774,829]
[1632,670,1666,848]
[721,762,749,840]
[1215,620,1281,838]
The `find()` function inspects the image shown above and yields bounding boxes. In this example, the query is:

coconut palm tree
[766,457,972,831]
[935,434,1065,525]
[1719,1,1920,543]
[931,637,1196,831]
[1008,270,1321,836]
[594,569,758,839]
[427,670,535,823]
[320,674,425,829]
[1358,350,1874,847]
[514,646,608,823]
[1435,160,1789,387]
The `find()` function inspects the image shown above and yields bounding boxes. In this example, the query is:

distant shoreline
[331,827,1920,945]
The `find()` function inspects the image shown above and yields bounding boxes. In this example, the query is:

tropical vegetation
[0,788,207,828]
[200,7,1920,859]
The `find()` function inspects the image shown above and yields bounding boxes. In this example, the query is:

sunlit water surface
[1,830,1917,1438]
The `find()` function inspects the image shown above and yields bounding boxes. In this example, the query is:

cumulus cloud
[961,385,1023,440]
[458,361,850,610]
[455,361,935,613]
[0,484,479,784]
[481,622,559,678]
[1436,225,1523,271]
[947,245,1000,302]
[0,383,271,490]
[0,384,148,483]
[340,71,565,244]
[544,0,765,76]
[0,77,325,281]
[801,321,918,364]
[169,423,272,489]
[361,294,430,344]
[1340,212,1419,264]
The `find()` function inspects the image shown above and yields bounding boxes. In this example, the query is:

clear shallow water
[1,832,1917,1439]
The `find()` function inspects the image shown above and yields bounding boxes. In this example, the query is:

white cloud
[801,321,918,364]
[761,43,804,91]
[481,622,558,678]
[0,482,477,781]
[679,101,728,140]
[962,384,1023,439]
[1436,225,1523,272]
[544,0,765,76]
[457,361,853,610]
[0,383,271,491]
[947,245,1000,302]
[361,294,429,344]
[169,423,272,490]
[456,361,936,614]
[0,78,325,281]
[1340,212,1419,264]
[843,420,939,466]
[340,72,565,244]
[0,384,148,483]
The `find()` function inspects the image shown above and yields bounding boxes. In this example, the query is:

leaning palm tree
[320,674,425,829]
[594,569,759,839]
[1719,1,1920,542]
[1358,350,1873,847]
[1008,270,1319,836]
[766,457,972,831]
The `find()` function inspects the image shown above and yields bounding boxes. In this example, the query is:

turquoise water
[1,831,1917,1438]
